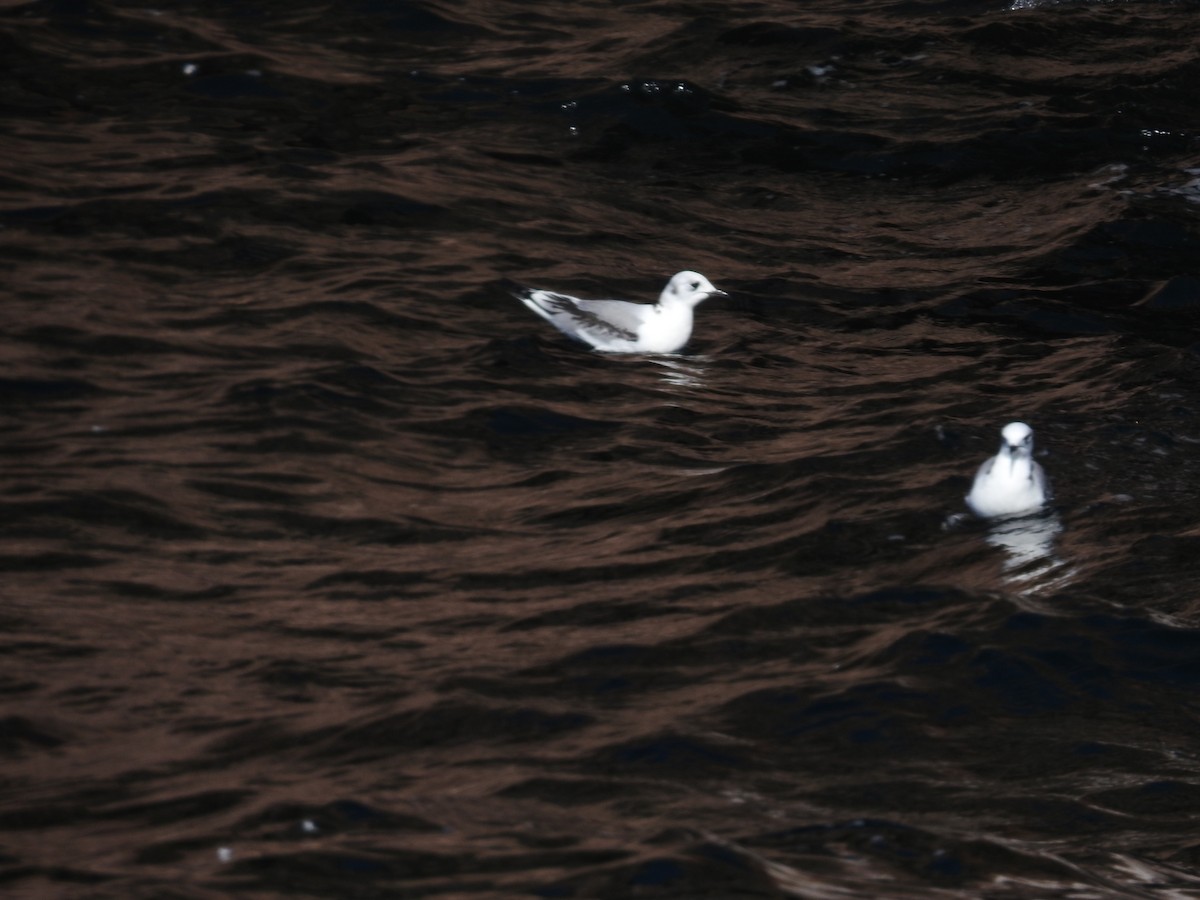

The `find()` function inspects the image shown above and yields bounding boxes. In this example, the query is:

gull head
[1000,421,1035,457]
[659,271,725,308]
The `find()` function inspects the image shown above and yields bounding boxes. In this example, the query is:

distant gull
[965,421,1048,518]
[516,271,725,353]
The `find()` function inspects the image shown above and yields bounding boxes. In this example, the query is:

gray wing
[522,291,645,342]
[1032,460,1050,499]
[572,297,652,338]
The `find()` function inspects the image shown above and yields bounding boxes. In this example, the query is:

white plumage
[516,271,724,353]
[966,421,1048,518]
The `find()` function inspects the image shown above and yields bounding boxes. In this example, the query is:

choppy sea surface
[5,0,1200,896]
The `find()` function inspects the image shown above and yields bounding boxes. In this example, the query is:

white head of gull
[965,421,1048,518]
[516,270,725,353]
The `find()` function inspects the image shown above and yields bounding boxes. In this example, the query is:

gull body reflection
[984,510,1075,594]
[651,354,709,389]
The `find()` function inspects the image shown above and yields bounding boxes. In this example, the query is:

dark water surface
[6,0,1200,896]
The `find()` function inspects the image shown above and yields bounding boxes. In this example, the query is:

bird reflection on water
[983,510,1074,595]
[651,354,710,390]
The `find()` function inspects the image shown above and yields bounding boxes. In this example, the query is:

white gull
[516,270,724,353]
[965,421,1048,518]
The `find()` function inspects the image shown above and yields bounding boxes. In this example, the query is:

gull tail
[517,289,561,324]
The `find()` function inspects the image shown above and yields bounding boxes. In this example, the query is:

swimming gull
[516,270,725,353]
[965,421,1048,518]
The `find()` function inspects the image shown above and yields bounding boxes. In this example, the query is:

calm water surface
[5,0,1200,896]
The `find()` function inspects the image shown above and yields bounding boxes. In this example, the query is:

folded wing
[521,291,644,344]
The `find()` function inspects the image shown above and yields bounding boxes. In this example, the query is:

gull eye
[689,280,701,291]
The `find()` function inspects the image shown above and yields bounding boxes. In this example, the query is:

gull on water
[516,271,725,353]
[965,421,1048,518]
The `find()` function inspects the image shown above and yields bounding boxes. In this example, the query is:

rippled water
[5,0,1200,896]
